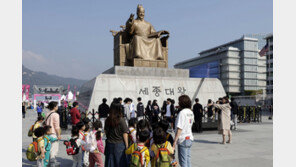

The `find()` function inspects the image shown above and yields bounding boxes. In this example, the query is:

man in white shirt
[130,100,136,118]
[124,98,131,125]
[165,101,171,117]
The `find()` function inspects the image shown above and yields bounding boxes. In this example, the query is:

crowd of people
[26,94,246,167]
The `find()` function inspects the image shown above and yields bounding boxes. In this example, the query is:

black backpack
[64,138,79,155]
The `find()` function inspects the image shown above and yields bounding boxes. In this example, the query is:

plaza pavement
[22,109,272,167]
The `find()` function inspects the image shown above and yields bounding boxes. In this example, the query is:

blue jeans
[104,142,127,167]
[178,139,192,167]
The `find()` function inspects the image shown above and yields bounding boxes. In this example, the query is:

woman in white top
[173,95,194,167]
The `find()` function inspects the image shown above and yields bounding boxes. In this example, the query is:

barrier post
[92,109,96,123]
[243,107,246,122]
[253,107,255,122]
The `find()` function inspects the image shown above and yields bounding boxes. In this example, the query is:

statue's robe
[126,19,163,60]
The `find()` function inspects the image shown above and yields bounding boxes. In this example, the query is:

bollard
[253,108,255,122]
[92,109,96,123]
[243,107,246,122]
[259,108,262,123]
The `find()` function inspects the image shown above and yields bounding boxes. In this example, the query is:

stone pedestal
[133,59,168,68]
[103,66,189,78]
[79,66,226,112]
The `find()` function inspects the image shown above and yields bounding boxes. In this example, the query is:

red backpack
[64,138,79,155]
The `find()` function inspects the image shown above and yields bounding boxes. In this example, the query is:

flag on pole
[259,44,268,57]
[25,85,30,101]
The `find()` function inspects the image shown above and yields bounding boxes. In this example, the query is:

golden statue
[111,4,169,68]
[126,4,169,60]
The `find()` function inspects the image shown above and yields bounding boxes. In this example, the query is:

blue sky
[22,0,273,80]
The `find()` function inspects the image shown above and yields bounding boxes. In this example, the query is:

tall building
[265,34,273,104]
[174,35,267,95]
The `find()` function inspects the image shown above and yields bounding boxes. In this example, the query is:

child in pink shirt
[88,121,104,167]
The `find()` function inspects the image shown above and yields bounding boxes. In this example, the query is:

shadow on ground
[194,139,220,144]
[22,158,35,167]
[22,149,73,166]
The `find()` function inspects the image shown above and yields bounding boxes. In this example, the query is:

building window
[244,80,257,85]
[244,58,257,65]
[244,65,257,72]
[244,72,257,78]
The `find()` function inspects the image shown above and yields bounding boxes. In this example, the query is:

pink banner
[22,85,25,98]
[25,85,30,100]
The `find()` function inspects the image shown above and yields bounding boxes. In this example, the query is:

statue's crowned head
[137,4,145,20]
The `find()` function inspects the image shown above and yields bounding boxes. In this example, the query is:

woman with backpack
[104,102,129,167]
[44,101,61,164]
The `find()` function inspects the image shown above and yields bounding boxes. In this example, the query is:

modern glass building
[174,35,267,95]
[189,61,220,78]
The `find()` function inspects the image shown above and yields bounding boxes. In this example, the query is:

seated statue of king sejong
[125,4,169,61]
